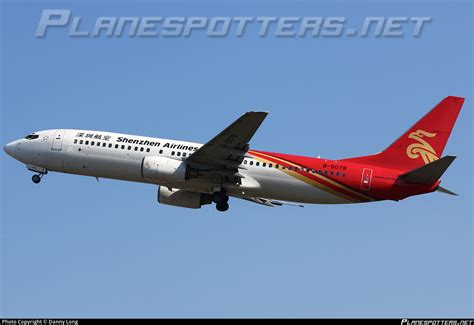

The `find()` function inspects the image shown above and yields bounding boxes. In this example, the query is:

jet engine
[141,156,189,182]
[157,186,212,209]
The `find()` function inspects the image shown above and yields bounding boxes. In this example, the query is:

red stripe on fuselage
[249,150,375,202]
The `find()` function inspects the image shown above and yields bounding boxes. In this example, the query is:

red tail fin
[343,96,464,171]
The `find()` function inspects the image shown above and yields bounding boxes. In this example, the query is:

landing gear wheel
[216,202,229,212]
[32,174,41,184]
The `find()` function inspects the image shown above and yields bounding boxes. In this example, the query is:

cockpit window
[25,134,39,140]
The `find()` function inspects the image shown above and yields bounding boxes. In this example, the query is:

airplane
[3,96,464,212]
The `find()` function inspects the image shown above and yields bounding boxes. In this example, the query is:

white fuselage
[4,129,353,204]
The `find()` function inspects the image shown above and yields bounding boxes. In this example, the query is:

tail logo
[406,130,438,164]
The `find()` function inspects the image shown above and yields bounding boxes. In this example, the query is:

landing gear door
[51,130,65,151]
[360,168,373,191]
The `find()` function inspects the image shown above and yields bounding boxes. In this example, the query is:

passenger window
[127,146,131,150]
[115,144,119,149]
[330,171,333,176]
[177,152,181,156]
[146,148,150,152]
[134,147,138,151]
[159,149,163,154]
[108,143,112,148]
[269,163,273,168]
[171,151,175,156]
[79,140,83,144]
[243,160,247,165]
[294,167,298,171]
[140,147,144,152]
[183,153,187,157]
[91,141,95,146]
[121,145,125,149]
[282,166,286,170]
[324,170,327,175]
[85,141,89,145]
[74,139,77,144]
[262,163,266,167]
[288,166,292,170]
[342,173,346,177]
[336,172,339,176]
[97,142,100,146]
[256,162,260,166]
[275,164,279,169]
[250,161,253,166]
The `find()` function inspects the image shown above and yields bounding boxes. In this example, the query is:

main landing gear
[31,173,46,184]
[212,191,229,212]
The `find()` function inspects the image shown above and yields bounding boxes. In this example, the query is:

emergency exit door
[51,130,65,151]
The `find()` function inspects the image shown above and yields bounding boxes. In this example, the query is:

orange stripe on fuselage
[249,150,374,203]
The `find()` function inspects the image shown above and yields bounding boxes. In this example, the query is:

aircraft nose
[3,142,15,157]
[4,141,16,157]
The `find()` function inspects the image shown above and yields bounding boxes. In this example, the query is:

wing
[241,197,304,208]
[186,111,268,182]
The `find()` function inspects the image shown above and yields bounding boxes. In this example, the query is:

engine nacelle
[157,186,212,209]
[142,156,187,182]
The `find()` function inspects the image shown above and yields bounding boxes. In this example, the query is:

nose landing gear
[31,172,46,184]
[27,165,48,184]
[32,174,41,184]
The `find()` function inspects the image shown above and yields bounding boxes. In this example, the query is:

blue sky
[1,0,472,318]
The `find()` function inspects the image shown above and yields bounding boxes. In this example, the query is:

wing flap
[242,197,304,208]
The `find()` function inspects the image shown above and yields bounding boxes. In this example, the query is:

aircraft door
[360,168,373,191]
[51,130,65,151]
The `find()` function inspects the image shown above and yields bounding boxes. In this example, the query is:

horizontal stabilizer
[437,186,458,196]
[398,156,456,184]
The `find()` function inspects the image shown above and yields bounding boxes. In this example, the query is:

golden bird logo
[406,130,438,164]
